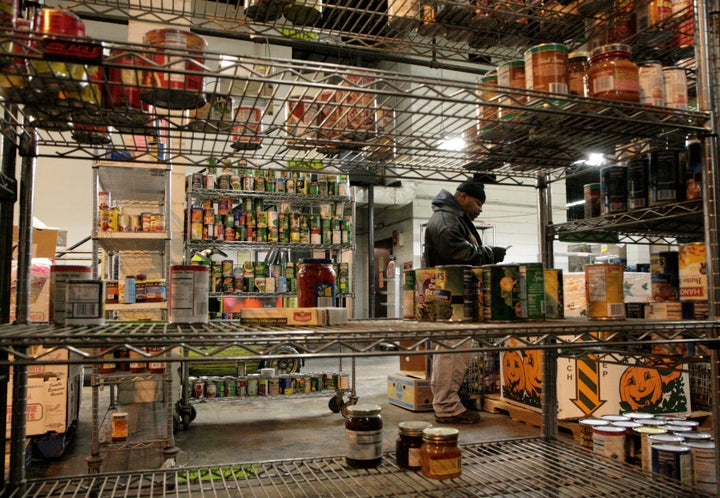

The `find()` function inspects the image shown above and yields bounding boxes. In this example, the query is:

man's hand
[492,246,507,263]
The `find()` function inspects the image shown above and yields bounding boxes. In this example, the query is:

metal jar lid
[398,421,433,436]
[422,427,459,442]
[346,404,382,416]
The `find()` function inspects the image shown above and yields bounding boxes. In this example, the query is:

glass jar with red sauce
[420,427,462,479]
[589,44,640,102]
[296,258,336,307]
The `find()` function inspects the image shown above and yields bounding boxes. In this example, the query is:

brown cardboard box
[12,226,59,259]
[398,340,432,376]
[387,372,434,411]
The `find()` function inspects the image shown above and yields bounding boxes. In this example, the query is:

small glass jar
[567,51,590,97]
[588,44,640,102]
[396,421,432,470]
[297,258,336,307]
[345,404,383,469]
[420,427,462,479]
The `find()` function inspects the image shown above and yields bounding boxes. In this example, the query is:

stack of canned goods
[187,166,349,197]
[186,196,352,245]
[188,370,350,399]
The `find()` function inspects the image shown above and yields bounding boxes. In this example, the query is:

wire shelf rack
[10,437,711,497]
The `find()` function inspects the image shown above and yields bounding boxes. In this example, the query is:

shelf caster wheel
[328,395,344,413]
[261,345,302,374]
[175,401,197,431]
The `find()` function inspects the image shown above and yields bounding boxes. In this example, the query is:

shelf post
[541,344,558,440]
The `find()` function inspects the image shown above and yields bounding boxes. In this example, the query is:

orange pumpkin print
[523,349,542,397]
[503,351,525,393]
[619,366,665,411]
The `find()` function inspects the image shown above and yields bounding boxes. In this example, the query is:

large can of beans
[584,263,625,319]
[524,43,569,94]
[434,265,473,322]
[482,264,521,322]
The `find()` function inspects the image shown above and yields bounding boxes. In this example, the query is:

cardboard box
[9,259,51,323]
[12,226,59,259]
[387,372,434,412]
[499,345,692,419]
[399,340,432,376]
[646,302,683,320]
[240,307,347,325]
[6,373,61,438]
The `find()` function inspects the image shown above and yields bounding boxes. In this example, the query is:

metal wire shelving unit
[2,0,719,496]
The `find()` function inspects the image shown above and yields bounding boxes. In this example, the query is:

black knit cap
[457,178,486,202]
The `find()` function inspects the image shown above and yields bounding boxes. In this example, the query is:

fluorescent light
[438,136,465,151]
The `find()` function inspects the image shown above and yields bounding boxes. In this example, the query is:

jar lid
[621,411,655,420]
[422,427,459,441]
[525,42,569,54]
[346,404,382,416]
[633,426,667,435]
[579,418,609,427]
[398,421,432,436]
[568,51,589,60]
[651,443,690,453]
[648,433,684,443]
[600,414,630,422]
[298,258,334,265]
[591,43,632,58]
[684,440,715,449]
[612,421,642,429]
[675,431,711,440]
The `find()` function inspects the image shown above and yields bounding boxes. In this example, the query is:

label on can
[679,242,707,301]
[600,165,627,214]
[585,264,625,319]
[544,268,564,319]
[414,268,437,321]
[402,269,416,320]
[519,263,545,320]
[50,265,92,324]
[482,264,521,322]
[626,156,649,210]
[434,265,473,322]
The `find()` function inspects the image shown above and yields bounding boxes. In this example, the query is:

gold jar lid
[422,427,459,442]
[398,421,432,436]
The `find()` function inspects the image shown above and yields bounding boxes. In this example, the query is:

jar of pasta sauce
[345,404,383,469]
[420,427,462,479]
[297,258,336,307]
[589,44,640,102]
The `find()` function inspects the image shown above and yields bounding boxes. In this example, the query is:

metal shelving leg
[541,346,558,440]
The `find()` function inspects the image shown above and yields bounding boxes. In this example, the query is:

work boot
[434,410,481,424]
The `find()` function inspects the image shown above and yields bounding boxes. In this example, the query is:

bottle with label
[396,421,433,470]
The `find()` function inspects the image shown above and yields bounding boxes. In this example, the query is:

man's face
[459,192,483,220]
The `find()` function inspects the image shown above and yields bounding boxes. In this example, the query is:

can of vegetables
[297,259,336,307]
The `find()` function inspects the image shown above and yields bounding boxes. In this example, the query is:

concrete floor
[27,355,543,479]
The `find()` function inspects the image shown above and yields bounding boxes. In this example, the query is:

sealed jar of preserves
[297,258,336,307]
[567,51,590,97]
[345,404,383,469]
[420,427,462,479]
[396,421,432,470]
[589,44,640,102]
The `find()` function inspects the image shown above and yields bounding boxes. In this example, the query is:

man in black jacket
[423,178,506,424]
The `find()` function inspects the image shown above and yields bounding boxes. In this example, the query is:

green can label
[519,263,546,320]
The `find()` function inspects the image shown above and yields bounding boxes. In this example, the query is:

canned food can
[679,242,707,301]
[402,269,416,320]
[600,165,628,214]
[434,265,474,322]
[471,267,484,322]
[651,444,693,485]
[592,425,627,461]
[585,263,625,319]
[524,43,569,94]
[649,148,682,206]
[414,268,437,321]
[518,263,545,320]
[482,264,521,322]
[650,250,679,302]
[169,265,209,323]
[544,268,564,319]
[662,66,689,110]
[627,155,649,210]
[50,265,93,324]
[65,279,105,326]
[583,183,601,218]
[638,61,665,107]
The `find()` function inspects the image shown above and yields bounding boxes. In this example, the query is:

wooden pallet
[482,393,583,441]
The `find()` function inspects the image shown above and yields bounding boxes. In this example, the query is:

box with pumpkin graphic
[500,340,691,419]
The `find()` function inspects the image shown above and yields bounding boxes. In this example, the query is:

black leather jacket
[422,189,495,267]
